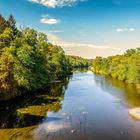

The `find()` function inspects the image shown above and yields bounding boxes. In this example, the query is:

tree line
[92,48,140,88]
[0,14,73,99]
[66,55,92,68]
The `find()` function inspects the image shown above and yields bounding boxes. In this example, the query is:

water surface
[0,71,140,140]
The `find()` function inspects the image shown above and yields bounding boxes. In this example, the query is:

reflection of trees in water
[0,78,69,129]
[73,68,89,73]
[94,73,140,107]
[48,78,69,97]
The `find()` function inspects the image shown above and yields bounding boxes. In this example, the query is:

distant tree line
[92,48,140,88]
[0,14,72,99]
[66,55,92,68]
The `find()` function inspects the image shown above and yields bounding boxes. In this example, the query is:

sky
[0,0,140,58]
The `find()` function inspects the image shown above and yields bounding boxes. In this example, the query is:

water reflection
[30,72,140,140]
[32,118,70,140]
[73,67,89,73]
[0,78,69,129]
[93,74,140,107]
[1,71,140,140]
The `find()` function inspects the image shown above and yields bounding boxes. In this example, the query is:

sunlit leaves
[92,48,140,88]
[0,14,72,98]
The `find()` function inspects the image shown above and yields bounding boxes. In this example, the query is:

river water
[0,70,140,140]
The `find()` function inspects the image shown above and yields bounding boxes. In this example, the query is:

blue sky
[1,0,140,58]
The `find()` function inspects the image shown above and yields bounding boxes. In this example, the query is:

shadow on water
[1,70,140,140]
[93,73,140,107]
[0,78,70,129]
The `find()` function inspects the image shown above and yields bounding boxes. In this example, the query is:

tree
[67,55,90,68]
[0,27,13,51]
[7,15,19,38]
[14,29,50,91]
[0,14,73,99]
[0,14,7,34]
[92,47,140,88]
[0,46,17,96]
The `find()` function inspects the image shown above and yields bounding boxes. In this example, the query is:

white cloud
[47,30,64,33]
[28,0,86,8]
[47,33,61,42]
[40,31,125,58]
[116,28,124,32]
[57,42,121,50]
[44,32,122,50]
[129,28,135,32]
[115,27,135,33]
[32,120,70,139]
[40,15,60,25]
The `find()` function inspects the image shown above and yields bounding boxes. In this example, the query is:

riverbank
[1,71,140,140]
[91,69,140,90]
[91,48,140,89]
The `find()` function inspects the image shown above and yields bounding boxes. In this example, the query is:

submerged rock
[61,112,68,117]
[70,129,76,133]
[81,111,88,115]
[78,107,85,111]
[129,108,140,120]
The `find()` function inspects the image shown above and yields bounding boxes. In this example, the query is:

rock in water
[70,129,76,133]
[129,108,140,120]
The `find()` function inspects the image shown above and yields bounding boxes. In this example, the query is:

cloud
[40,31,61,42]
[129,28,135,31]
[28,0,86,8]
[47,33,61,42]
[57,42,121,51]
[116,28,124,32]
[32,119,70,139]
[115,28,135,33]
[45,32,121,51]
[47,30,64,33]
[63,46,124,59]
[43,32,121,50]
[40,31,125,58]
[44,32,124,58]
[40,15,60,25]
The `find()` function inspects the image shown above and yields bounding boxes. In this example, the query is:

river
[0,70,140,140]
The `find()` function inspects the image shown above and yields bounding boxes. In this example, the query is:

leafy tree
[0,14,7,34]
[0,14,72,100]
[0,46,17,95]
[67,55,90,68]
[0,27,13,51]
[7,15,19,38]
[14,29,50,90]
[92,47,140,88]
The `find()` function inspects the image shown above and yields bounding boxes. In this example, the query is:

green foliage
[0,28,13,51]
[0,14,20,52]
[0,14,7,34]
[7,15,19,39]
[0,14,72,99]
[92,48,140,88]
[0,46,17,95]
[67,55,91,68]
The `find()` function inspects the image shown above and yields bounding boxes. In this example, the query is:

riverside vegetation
[66,55,92,68]
[1,13,140,101]
[1,14,140,140]
[0,14,90,100]
[92,48,140,88]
